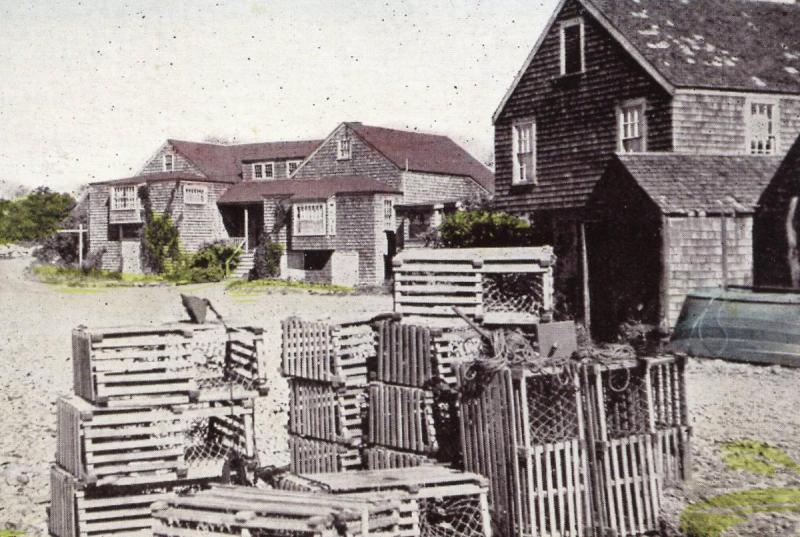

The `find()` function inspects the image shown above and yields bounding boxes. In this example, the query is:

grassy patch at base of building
[31,264,166,287]
[225,278,355,295]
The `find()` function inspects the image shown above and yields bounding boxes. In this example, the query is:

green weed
[680,488,800,537]
[31,264,165,288]
[721,439,800,476]
[225,279,354,295]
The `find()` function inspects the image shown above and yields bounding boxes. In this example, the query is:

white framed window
[512,119,536,184]
[747,100,778,155]
[617,98,647,152]
[286,160,302,177]
[337,137,352,160]
[293,202,327,236]
[383,199,394,229]
[183,183,208,205]
[163,154,174,172]
[560,18,585,76]
[111,185,137,211]
[327,197,337,235]
[252,162,274,180]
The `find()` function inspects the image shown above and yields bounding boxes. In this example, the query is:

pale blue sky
[0,0,556,192]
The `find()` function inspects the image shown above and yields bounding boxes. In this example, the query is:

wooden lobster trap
[289,435,363,474]
[282,316,380,387]
[363,446,439,470]
[375,319,482,388]
[48,464,185,537]
[72,323,268,408]
[151,485,402,537]
[289,379,367,446]
[281,467,492,537]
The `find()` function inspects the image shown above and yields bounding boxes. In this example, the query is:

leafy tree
[438,210,536,248]
[0,187,75,243]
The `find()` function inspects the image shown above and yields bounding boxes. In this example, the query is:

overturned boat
[669,287,800,367]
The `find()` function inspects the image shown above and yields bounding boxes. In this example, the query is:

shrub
[165,242,240,284]
[249,238,284,280]
[438,210,536,248]
[141,212,181,274]
[33,213,87,266]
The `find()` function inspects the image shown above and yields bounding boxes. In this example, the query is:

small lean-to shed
[587,153,782,338]
[754,133,800,288]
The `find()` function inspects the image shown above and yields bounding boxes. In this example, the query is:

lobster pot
[367,383,443,455]
[648,356,691,486]
[292,467,492,537]
[375,320,483,388]
[48,465,179,537]
[289,435,363,474]
[289,379,367,445]
[363,446,439,470]
[193,325,269,400]
[282,316,379,387]
[56,396,187,488]
[151,485,401,537]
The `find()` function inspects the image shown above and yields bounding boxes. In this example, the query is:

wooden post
[660,216,671,333]
[580,222,591,334]
[78,224,84,266]
[720,212,728,290]
[786,197,799,286]
[244,207,250,254]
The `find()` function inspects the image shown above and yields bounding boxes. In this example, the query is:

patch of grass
[31,264,165,288]
[680,488,800,537]
[722,439,800,476]
[0,531,25,537]
[225,279,354,295]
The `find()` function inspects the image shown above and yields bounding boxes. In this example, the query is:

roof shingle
[217,176,401,205]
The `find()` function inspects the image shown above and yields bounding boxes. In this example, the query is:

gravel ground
[2,255,800,536]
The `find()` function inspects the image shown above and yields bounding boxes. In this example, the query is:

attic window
[286,160,302,177]
[163,154,174,172]
[337,137,352,160]
[560,18,584,76]
[617,99,647,152]
[748,101,777,155]
[253,162,274,180]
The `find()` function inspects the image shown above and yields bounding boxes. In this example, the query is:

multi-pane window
[337,137,352,160]
[286,160,302,177]
[253,162,274,180]
[749,102,776,155]
[384,199,394,229]
[560,18,584,75]
[183,183,208,205]
[618,100,646,152]
[163,154,174,172]
[513,120,536,184]
[293,202,327,236]
[111,185,137,211]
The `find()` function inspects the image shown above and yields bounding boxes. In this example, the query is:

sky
[0,0,557,194]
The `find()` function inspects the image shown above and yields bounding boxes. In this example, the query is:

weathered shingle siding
[140,142,202,176]
[294,125,402,191]
[401,171,486,205]
[672,93,800,154]
[493,0,673,213]
[147,181,230,252]
[88,185,121,271]
[666,215,753,326]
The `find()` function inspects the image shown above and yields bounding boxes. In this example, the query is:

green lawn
[722,439,800,476]
[225,278,354,296]
[681,488,800,537]
[31,264,166,287]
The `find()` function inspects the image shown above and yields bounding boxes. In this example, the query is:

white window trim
[293,201,328,236]
[183,183,209,205]
[110,185,139,211]
[337,138,352,160]
[745,97,780,155]
[286,160,302,177]
[383,198,395,230]
[511,118,536,185]
[252,162,275,180]
[163,154,175,172]
[559,17,585,76]
[616,98,648,153]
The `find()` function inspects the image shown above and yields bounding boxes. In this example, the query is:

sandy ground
[2,255,800,536]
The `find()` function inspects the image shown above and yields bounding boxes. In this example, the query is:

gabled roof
[166,139,322,183]
[607,153,784,214]
[494,0,800,122]
[217,176,401,205]
[92,171,214,187]
[344,123,494,192]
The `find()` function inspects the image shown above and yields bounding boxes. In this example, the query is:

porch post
[580,222,591,334]
[244,207,249,253]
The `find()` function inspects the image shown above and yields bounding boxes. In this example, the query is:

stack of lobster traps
[458,353,691,537]
[49,322,268,537]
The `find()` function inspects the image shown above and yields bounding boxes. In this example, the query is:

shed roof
[217,176,401,205]
[608,153,783,214]
[345,123,494,192]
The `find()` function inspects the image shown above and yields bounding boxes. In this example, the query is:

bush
[34,213,87,266]
[249,238,284,280]
[142,212,181,274]
[165,242,241,284]
[438,210,536,248]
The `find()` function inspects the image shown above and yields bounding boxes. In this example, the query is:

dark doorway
[384,231,397,280]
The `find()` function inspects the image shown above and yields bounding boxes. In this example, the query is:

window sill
[511,180,538,188]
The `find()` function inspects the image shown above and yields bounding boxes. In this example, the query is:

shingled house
[492,0,800,333]
[88,124,492,285]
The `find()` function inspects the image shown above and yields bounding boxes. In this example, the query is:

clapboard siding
[493,0,673,213]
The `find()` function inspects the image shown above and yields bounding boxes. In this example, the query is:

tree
[0,187,75,243]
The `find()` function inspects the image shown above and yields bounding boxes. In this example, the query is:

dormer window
[747,101,777,155]
[111,185,137,211]
[337,137,352,160]
[617,99,647,153]
[286,160,302,177]
[163,154,174,172]
[560,18,584,76]
[253,162,274,180]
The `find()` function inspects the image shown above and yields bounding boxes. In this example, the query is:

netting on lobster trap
[183,414,243,466]
[482,273,545,316]
[526,372,581,444]
[418,494,486,537]
[159,519,314,537]
[190,331,260,393]
[600,365,651,439]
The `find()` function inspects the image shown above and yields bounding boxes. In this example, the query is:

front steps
[231,252,255,279]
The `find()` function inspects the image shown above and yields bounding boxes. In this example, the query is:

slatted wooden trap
[363,446,439,470]
[288,435,363,474]
[289,379,367,445]
[367,383,438,454]
[282,467,492,537]
[72,323,268,408]
[282,316,379,387]
[151,484,401,537]
[392,247,555,324]
[48,464,182,537]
